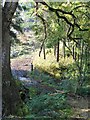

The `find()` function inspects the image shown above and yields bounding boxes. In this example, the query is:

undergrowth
[26,93,73,119]
[10,49,89,119]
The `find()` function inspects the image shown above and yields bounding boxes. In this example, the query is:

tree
[32,1,90,87]
[56,39,59,62]
[2,1,20,116]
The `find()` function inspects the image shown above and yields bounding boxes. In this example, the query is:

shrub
[76,86,90,96]
[28,93,72,119]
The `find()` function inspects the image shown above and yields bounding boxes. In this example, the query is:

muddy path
[11,56,38,86]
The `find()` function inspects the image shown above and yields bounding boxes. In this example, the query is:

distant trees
[31,1,90,87]
[32,1,89,56]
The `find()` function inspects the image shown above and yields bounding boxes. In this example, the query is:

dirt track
[11,56,32,72]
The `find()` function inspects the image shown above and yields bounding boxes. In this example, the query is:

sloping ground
[11,56,90,120]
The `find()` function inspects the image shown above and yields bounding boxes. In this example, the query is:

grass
[33,49,74,80]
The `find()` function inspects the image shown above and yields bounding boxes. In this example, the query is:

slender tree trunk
[75,51,77,61]
[72,45,77,61]
[54,44,57,57]
[43,44,46,59]
[72,45,75,59]
[85,46,88,65]
[77,53,80,62]
[79,40,84,86]
[57,40,59,62]
[63,41,65,59]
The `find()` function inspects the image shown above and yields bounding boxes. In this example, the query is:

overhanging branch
[35,1,47,57]
[35,0,88,38]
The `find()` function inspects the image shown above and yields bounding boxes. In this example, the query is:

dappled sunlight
[81,109,90,113]
[33,49,75,80]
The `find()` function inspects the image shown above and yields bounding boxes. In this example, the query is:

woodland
[2,0,90,120]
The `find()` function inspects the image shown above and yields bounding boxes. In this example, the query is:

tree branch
[35,1,47,57]
[36,1,88,38]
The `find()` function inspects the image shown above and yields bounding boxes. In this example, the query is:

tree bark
[2,1,20,116]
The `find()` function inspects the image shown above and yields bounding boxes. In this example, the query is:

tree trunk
[57,40,59,62]
[2,1,20,116]
[2,22,20,116]
[43,44,46,59]
[54,44,57,57]
[63,41,65,59]
[72,45,75,59]
[79,40,84,86]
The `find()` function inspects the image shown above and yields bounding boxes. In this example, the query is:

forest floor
[11,55,90,120]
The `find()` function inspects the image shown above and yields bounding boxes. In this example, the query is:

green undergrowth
[29,69,58,88]
[25,49,89,119]
[29,69,77,93]
[26,93,73,119]
[14,69,89,119]
[14,76,73,119]
[76,85,90,96]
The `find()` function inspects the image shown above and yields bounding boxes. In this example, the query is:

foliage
[16,102,30,116]
[76,85,90,96]
[10,4,24,45]
[58,79,78,93]
[33,49,73,78]
[10,40,35,58]
[27,93,72,119]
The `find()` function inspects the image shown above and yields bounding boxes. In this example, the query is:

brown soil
[11,56,32,71]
